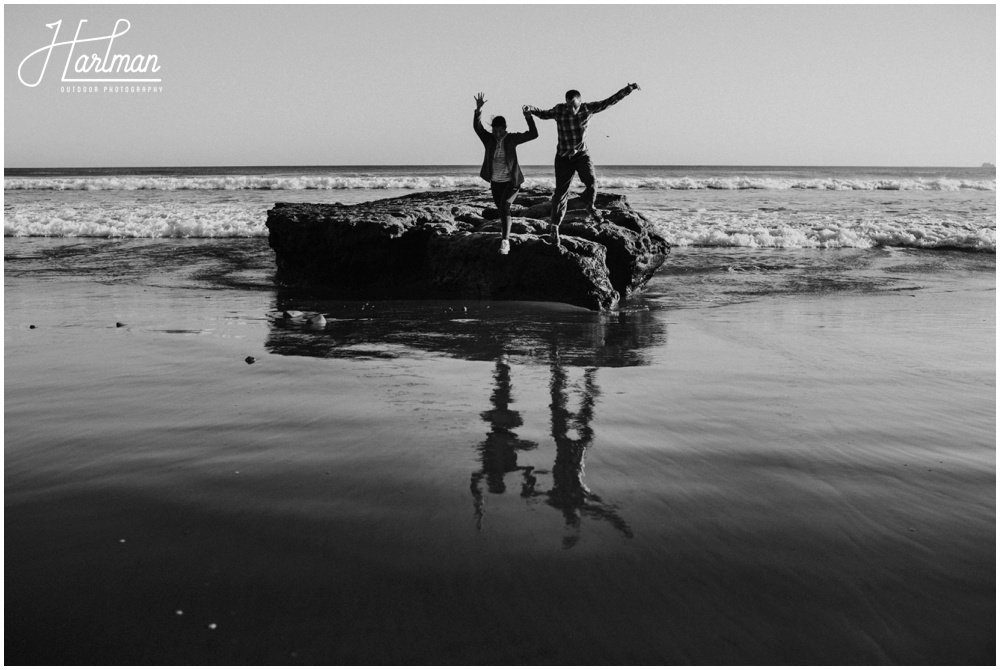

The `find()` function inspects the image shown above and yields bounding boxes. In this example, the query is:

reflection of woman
[473,92,538,256]
[470,355,537,530]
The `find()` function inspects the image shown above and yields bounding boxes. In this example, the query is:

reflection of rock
[264,301,666,368]
[265,188,669,311]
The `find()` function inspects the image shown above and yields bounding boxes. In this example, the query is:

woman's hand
[475,92,487,110]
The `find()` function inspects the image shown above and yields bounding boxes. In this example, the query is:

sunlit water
[4,169,996,663]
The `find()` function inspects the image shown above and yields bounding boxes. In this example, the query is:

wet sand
[4,244,995,664]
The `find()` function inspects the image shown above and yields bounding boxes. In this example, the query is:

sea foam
[4,202,268,238]
[648,213,996,251]
[4,199,994,251]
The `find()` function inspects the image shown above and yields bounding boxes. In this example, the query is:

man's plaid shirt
[535,86,632,158]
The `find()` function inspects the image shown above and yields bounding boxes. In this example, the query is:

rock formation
[266,187,669,311]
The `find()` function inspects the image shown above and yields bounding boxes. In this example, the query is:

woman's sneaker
[499,238,510,255]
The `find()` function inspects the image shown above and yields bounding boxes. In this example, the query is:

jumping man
[526,83,640,244]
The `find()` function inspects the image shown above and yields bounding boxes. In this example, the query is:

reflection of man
[544,363,632,548]
[526,83,640,245]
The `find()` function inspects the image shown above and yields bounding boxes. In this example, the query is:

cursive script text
[19,19,162,87]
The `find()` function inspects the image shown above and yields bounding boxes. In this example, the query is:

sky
[4,4,996,167]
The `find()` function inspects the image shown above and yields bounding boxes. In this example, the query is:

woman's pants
[490,180,519,239]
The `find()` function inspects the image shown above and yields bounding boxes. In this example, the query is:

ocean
[4,165,996,250]
[4,165,995,663]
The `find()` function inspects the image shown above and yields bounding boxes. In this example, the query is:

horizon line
[5,163,995,171]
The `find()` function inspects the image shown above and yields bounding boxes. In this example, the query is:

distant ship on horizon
[983,162,995,168]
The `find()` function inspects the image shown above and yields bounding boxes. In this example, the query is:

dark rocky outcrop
[266,187,669,311]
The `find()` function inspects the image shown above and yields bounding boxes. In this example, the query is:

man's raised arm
[526,105,558,120]
[588,83,640,114]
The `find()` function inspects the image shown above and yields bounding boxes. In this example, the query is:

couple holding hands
[473,83,640,255]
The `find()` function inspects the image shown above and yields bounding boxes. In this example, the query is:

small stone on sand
[307,314,327,326]
[282,310,303,319]
[29,325,36,329]
[116,322,125,328]
[176,610,184,616]
[245,356,256,364]
[208,623,217,630]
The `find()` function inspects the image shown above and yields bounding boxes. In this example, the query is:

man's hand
[523,105,540,115]
[475,92,487,110]
[627,82,641,92]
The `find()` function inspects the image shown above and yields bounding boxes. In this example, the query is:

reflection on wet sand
[265,300,663,546]
[470,356,537,531]
[264,298,666,367]
[471,354,633,546]
[543,360,634,546]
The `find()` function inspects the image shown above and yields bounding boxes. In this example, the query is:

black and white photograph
[4,3,995,665]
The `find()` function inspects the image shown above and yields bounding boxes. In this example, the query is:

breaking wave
[4,200,994,251]
[4,202,268,238]
[5,175,996,192]
[652,222,996,251]
[648,213,995,251]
